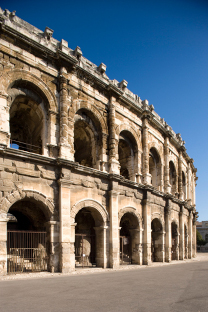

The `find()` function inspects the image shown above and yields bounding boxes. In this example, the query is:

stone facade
[0,8,197,275]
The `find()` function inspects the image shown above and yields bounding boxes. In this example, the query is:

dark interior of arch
[10,79,49,109]
[120,212,139,236]
[118,131,137,179]
[149,148,161,187]
[9,94,43,154]
[75,208,95,234]
[169,161,176,194]
[7,200,47,231]
[151,218,162,232]
[171,222,177,238]
[74,109,101,168]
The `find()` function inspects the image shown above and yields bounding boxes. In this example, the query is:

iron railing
[7,230,48,274]
[10,139,42,154]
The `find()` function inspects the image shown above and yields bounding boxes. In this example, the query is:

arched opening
[74,109,102,168]
[171,222,178,260]
[120,212,140,265]
[7,199,50,274]
[184,224,188,259]
[205,234,208,244]
[149,148,161,189]
[118,131,138,180]
[8,81,48,155]
[182,171,186,199]
[169,161,176,195]
[75,207,104,267]
[151,218,164,262]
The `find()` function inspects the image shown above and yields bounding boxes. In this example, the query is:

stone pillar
[192,214,197,258]
[136,150,143,184]
[165,202,171,262]
[59,179,74,272]
[164,136,171,193]
[0,93,10,148]
[59,68,73,160]
[0,217,9,275]
[192,173,196,205]
[178,150,184,200]
[109,96,120,174]
[46,221,59,272]
[159,163,164,192]
[188,211,193,259]
[142,114,151,185]
[187,162,192,204]
[142,192,151,265]
[94,225,109,268]
[100,133,108,172]
[161,231,165,262]
[47,110,58,157]
[109,186,120,268]
[179,208,184,260]
[175,231,179,260]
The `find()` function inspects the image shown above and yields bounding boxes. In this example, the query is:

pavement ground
[0,252,208,312]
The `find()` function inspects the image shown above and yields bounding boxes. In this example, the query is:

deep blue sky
[2,0,208,220]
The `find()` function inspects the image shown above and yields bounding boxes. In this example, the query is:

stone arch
[115,123,141,151]
[151,212,164,231]
[0,189,54,221]
[169,161,177,195]
[119,206,142,265]
[71,199,109,224]
[118,206,142,228]
[116,126,140,180]
[72,100,107,134]
[5,69,58,112]
[73,103,108,169]
[148,142,163,164]
[149,147,162,189]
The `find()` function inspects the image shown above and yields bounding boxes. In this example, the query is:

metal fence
[7,230,48,274]
[10,139,42,154]
[75,234,96,267]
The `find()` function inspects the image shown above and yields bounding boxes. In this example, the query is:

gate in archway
[7,230,47,274]
[75,233,96,267]
[120,235,131,264]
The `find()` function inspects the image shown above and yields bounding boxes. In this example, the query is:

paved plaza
[0,253,208,312]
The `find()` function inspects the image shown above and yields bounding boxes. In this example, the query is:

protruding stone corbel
[60,39,69,53]
[44,27,54,41]
[74,46,82,59]
[119,79,128,91]
[98,63,107,74]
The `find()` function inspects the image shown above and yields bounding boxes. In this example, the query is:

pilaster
[142,114,151,185]
[142,192,151,265]
[0,93,10,148]
[164,136,171,193]
[165,201,171,262]
[59,69,74,160]
[109,96,120,174]
[109,184,120,268]
[0,217,9,276]
[188,211,193,259]
[192,214,197,258]
[178,150,184,200]
[59,178,73,273]
[179,208,184,260]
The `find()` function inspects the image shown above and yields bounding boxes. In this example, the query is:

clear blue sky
[2,0,208,220]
